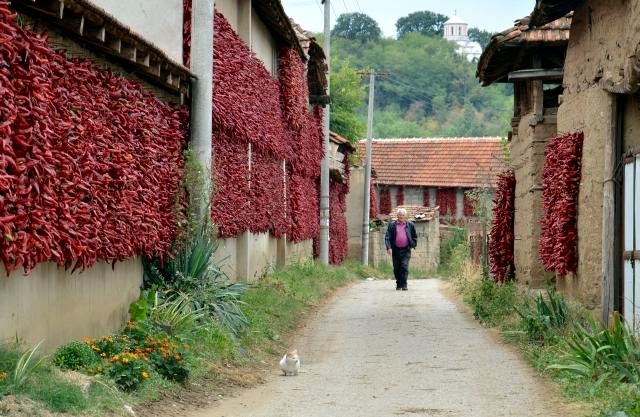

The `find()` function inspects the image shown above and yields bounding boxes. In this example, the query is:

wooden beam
[508,68,564,81]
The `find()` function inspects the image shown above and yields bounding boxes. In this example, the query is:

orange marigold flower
[122,358,130,364]
[174,354,181,361]
[141,371,149,379]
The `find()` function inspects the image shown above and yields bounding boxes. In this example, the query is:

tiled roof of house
[359,137,504,188]
[530,0,582,27]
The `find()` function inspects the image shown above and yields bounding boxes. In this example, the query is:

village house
[346,137,504,260]
[0,0,337,350]
[477,14,571,289]
[0,0,190,350]
[483,0,640,327]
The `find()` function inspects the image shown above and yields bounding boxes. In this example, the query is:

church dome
[444,15,466,25]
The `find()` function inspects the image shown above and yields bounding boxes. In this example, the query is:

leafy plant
[11,341,45,388]
[53,341,99,371]
[150,292,208,337]
[515,289,569,343]
[149,347,189,383]
[465,278,518,327]
[106,352,151,392]
[549,314,640,384]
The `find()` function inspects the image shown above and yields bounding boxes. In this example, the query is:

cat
[279,349,300,376]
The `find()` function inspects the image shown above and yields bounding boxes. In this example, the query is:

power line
[353,0,363,13]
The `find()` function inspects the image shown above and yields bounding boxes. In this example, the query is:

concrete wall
[0,260,142,352]
[89,0,183,63]
[346,166,366,259]
[404,187,424,206]
[512,109,558,288]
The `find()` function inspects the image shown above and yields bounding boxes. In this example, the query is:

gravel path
[192,279,586,417]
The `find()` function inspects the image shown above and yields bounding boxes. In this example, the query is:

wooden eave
[477,14,571,86]
[252,0,306,60]
[11,0,193,95]
[530,0,583,27]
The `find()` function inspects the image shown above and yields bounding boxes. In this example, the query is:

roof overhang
[477,14,571,86]
[530,0,584,27]
[252,0,306,60]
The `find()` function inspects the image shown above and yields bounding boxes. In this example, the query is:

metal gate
[623,156,640,333]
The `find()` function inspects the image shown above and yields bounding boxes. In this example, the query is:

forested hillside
[326,12,512,141]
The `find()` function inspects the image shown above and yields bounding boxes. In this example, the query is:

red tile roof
[360,137,505,188]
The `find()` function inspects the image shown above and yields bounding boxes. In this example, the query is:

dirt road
[192,279,585,417]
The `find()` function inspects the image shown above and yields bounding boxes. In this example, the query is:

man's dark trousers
[392,247,411,289]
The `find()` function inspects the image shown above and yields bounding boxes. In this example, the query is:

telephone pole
[359,71,390,265]
[319,0,331,265]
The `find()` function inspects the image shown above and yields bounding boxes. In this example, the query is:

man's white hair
[397,208,407,216]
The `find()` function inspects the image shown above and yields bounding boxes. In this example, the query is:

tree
[396,11,449,38]
[332,13,382,43]
[469,28,493,49]
[330,59,366,143]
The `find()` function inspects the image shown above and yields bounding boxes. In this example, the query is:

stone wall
[512,109,558,288]
[369,219,440,273]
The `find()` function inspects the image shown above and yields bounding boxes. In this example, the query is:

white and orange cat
[279,349,300,376]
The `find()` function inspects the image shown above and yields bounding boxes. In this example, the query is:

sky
[281,0,534,37]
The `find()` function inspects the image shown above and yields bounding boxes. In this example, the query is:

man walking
[385,208,418,291]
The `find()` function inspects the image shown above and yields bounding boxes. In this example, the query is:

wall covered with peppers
[379,187,392,216]
[539,132,584,276]
[436,188,457,217]
[0,3,187,275]
[489,170,516,283]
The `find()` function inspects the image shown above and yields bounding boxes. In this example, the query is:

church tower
[442,14,482,62]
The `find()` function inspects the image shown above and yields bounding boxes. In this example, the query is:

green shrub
[150,347,189,383]
[53,341,99,371]
[439,227,467,272]
[464,278,518,327]
[549,314,640,384]
[106,352,151,391]
[515,289,569,343]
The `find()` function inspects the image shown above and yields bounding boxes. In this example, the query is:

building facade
[443,15,483,62]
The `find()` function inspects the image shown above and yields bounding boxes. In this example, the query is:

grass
[0,260,368,416]
[441,240,640,417]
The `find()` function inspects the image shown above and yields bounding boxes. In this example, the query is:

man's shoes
[402,287,408,291]
[396,287,401,291]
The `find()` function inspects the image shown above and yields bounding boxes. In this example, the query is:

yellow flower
[100,352,107,357]
[141,371,149,379]
[97,366,103,372]
[121,357,130,364]
[0,371,7,380]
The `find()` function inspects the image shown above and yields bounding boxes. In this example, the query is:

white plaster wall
[0,259,142,352]
[251,8,277,75]
[89,0,183,63]
[216,0,239,31]
[215,237,238,281]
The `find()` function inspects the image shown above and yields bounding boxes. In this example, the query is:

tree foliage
[396,11,449,38]
[469,28,493,49]
[330,59,366,143]
[331,13,381,42]
[330,31,512,139]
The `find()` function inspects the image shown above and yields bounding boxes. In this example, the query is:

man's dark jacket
[385,221,418,250]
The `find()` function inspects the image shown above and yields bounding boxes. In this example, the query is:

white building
[443,15,483,62]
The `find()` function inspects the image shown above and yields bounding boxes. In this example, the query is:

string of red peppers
[182,0,192,66]
[463,192,474,217]
[436,188,457,217]
[0,2,187,275]
[379,187,392,215]
[489,170,516,282]
[369,181,378,219]
[423,188,430,207]
[208,10,324,242]
[539,132,584,276]
[396,185,404,206]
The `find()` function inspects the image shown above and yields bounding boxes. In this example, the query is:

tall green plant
[11,341,45,389]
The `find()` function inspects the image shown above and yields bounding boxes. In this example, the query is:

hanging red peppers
[370,181,378,219]
[0,2,187,275]
[489,170,516,282]
[436,188,457,217]
[539,132,584,276]
[396,185,405,206]
[379,187,392,215]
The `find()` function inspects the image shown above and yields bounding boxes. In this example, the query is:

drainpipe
[190,0,214,204]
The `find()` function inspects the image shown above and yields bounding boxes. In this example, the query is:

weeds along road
[193,279,584,417]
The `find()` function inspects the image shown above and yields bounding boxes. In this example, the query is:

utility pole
[190,0,214,218]
[359,71,390,265]
[319,0,331,265]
